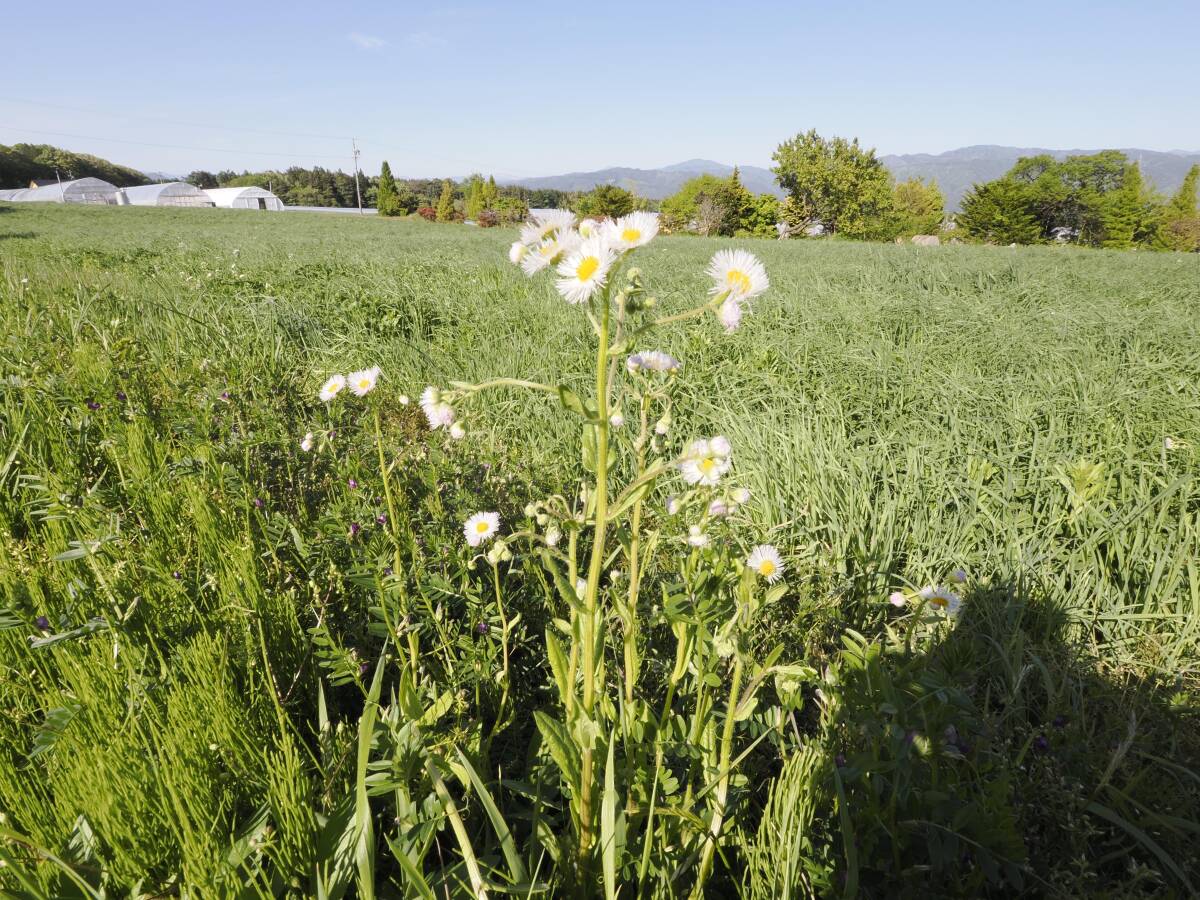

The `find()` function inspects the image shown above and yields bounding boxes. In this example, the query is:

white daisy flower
[926,587,961,615]
[609,411,625,428]
[717,296,743,332]
[348,366,381,397]
[420,386,456,430]
[509,241,528,265]
[747,545,784,583]
[732,487,751,505]
[464,511,500,547]
[555,237,617,304]
[679,437,732,486]
[708,499,728,517]
[578,218,600,238]
[604,211,659,250]
[522,209,577,244]
[626,350,682,375]
[521,229,581,276]
[300,432,314,452]
[687,525,709,547]
[888,591,907,608]
[449,422,466,440]
[399,395,410,406]
[654,416,670,436]
[319,374,347,402]
[706,249,769,301]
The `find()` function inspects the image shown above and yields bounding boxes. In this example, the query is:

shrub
[416,205,436,221]
[475,209,499,228]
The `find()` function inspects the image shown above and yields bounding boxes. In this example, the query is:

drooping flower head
[747,545,784,583]
[604,211,659,250]
[706,249,768,301]
[626,350,682,376]
[464,511,500,547]
[687,525,709,547]
[556,236,617,304]
[923,586,962,615]
[319,374,346,402]
[679,436,732,486]
[717,296,744,332]
[300,432,314,452]
[888,591,907,608]
[508,241,528,265]
[348,367,380,397]
[420,386,456,430]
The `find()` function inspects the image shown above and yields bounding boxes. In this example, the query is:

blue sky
[2,1,1197,179]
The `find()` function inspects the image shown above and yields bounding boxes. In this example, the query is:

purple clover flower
[253,498,264,510]
[1033,735,1050,754]
[35,615,50,631]
[86,398,101,411]
[172,571,182,580]
[348,478,358,490]
[348,522,361,538]
[116,390,127,402]
[476,621,490,635]
[376,513,387,525]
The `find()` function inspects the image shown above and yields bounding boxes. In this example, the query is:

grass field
[1,203,1198,897]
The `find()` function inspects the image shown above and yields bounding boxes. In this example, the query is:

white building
[119,182,213,207]
[203,186,284,211]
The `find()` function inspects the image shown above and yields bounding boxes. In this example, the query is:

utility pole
[351,138,364,214]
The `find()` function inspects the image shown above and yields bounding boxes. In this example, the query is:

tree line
[0,143,150,189]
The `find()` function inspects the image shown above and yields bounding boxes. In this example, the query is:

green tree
[465,174,486,220]
[957,179,1042,244]
[376,160,401,217]
[660,174,740,236]
[483,175,499,209]
[771,129,894,238]
[435,179,455,222]
[576,184,636,219]
[1158,164,1200,251]
[737,193,782,238]
[890,178,945,237]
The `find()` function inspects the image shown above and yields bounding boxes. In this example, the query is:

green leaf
[534,711,581,788]
[558,385,587,418]
[455,748,530,886]
[546,629,571,707]
[601,734,618,900]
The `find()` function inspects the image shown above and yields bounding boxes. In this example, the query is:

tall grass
[0,204,1197,896]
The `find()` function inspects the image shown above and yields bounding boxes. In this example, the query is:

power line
[0,125,353,162]
[0,95,350,142]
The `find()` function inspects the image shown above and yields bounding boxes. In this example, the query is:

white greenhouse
[118,182,214,207]
[203,186,284,211]
[0,178,119,204]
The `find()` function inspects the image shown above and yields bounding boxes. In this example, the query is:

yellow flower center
[539,242,557,257]
[699,457,716,473]
[576,256,600,282]
[327,382,341,394]
[621,227,641,243]
[726,269,752,294]
[758,560,776,577]
[358,379,370,390]
[475,521,490,534]
[929,595,947,607]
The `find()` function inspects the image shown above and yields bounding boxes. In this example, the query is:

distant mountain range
[504,147,1200,210]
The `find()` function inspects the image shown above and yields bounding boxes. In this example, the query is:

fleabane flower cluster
[626,350,682,376]
[679,436,732,486]
[464,511,500,547]
[511,210,662,305]
[706,249,769,333]
[319,367,380,402]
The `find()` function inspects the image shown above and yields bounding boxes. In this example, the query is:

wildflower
[626,350,682,375]
[85,398,101,411]
[220,391,231,402]
[1164,437,1175,450]
[888,591,907,608]
[398,395,410,406]
[319,374,346,402]
[708,498,728,517]
[376,513,387,525]
[835,753,847,768]
[545,526,561,547]
[20,277,28,284]
[1053,715,1068,729]
[556,236,617,304]
[420,386,456,430]
[717,296,743,332]
[923,586,961,615]
[654,416,670,436]
[706,248,768,301]
[476,621,490,635]
[348,522,361,539]
[950,568,967,584]
[687,525,709,547]
[348,366,381,397]
[35,616,50,631]
[348,478,358,490]
[732,487,751,505]
[508,241,528,265]
[665,495,680,515]
[609,411,625,428]
[486,540,509,565]
[521,229,581,276]
[252,498,264,510]
[521,209,576,244]
[575,578,587,599]
[578,218,600,238]
[679,436,732,486]
[1033,735,1050,754]
[747,545,784,583]
[447,422,465,440]
[359,661,371,677]
[604,211,659,250]
[300,432,314,452]
[115,390,127,401]
[172,571,182,580]
[464,511,500,547]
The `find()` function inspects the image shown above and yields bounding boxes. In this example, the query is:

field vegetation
[0,203,1198,897]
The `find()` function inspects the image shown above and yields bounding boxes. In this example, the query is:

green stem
[692,652,744,896]
[487,560,511,743]
[374,408,418,677]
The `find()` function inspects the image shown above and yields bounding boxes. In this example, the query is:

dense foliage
[0,206,1198,897]
[0,143,150,189]
[660,169,779,238]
